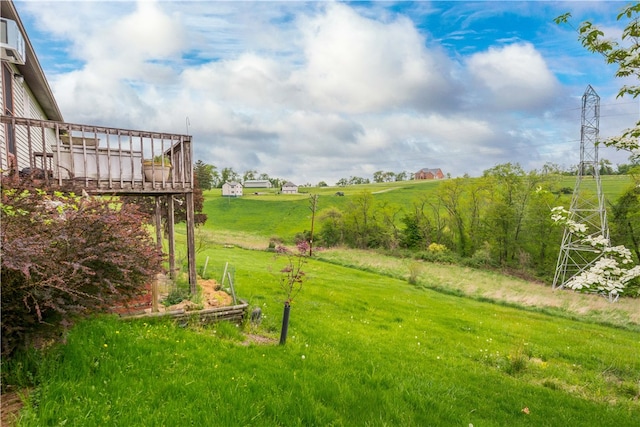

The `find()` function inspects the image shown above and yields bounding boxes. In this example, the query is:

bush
[427,242,448,254]
[624,276,640,298]
[1,177,164,358]
[416,249,459,264]
[465,243,497,268]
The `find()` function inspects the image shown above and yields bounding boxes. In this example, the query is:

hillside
[196,173,640,327]
[13,243,640,426]
[7,177,639,426]
[202,175,634,243]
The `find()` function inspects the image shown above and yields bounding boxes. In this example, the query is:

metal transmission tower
[553,85,610,289]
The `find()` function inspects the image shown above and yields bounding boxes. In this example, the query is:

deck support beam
[186,192,197,294]
[167,195,176,280]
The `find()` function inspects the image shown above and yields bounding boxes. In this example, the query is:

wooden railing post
[186,191,197,294]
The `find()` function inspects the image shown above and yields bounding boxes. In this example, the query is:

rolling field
[203,175,634,242]
[7,175,639,426]
[12,244,640,426]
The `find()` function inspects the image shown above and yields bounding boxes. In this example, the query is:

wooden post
[152,276,159,313]
[227,272,237,305]
[167,195,176,280]
[202,256,210,279]
[185,192,197,294]
[308,194,318,256]
[221,262,229,287]
[154,196,162,252]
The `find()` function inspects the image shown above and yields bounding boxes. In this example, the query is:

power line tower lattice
[553,85,610,289]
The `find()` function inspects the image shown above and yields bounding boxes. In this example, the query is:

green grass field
[13,244,640,426]
[7,175,640,426]
[203,179,445,241]
[204,175,635,242]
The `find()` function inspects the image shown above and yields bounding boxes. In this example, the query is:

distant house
[281,181,298,194]
[244,180,272,188]
[222,181,243,197]
[414,168,445,180]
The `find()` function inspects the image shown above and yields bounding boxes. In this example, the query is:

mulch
[1,387,28,427]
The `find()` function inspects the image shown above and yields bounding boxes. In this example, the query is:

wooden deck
[1,114,199,290]
[1,115,193,195]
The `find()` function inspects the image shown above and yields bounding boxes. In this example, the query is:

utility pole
[553,85,610,289]
[308,194,319,257]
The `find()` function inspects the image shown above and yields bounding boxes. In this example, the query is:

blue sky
[15,0,639,185]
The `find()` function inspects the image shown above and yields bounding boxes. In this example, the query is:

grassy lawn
[204,175,634,242]
[7,176,639,425]
[13,243,640,426]
[315,248,640,330]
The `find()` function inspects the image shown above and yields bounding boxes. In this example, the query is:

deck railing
[1,115,193,194]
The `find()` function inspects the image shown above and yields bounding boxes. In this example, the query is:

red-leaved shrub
[1,177,164,357]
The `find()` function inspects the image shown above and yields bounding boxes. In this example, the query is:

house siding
[1,63,7,170]
[414,168,444,180]
[222,182,243,197]
[244,180,272,188]
[281,180,298,194]
[2,62,55,172]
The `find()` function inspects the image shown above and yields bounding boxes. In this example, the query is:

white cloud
[467,43,560,110]
[292,3,455,114]
[17,1,636,184]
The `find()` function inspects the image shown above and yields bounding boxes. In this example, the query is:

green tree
[348,176,369,185]
[342,191,386,248]
[382,171,396,182]
[435,178,471,256]
[482,163,542,265]
[318,207,344,246]
[522,184,563,276]
[611,182,640,261]
[378,201,403,249]
[616,160,640,175]
[599,159,614,175]
[220,167,239,185]
[270,177,285,188]
[556,4,640,152]
[193,160,216,190]
[401,197,433,250]
[243,169,257,182]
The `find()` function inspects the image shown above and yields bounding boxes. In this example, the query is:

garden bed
[120,301,249,324]
[118,278,248,324]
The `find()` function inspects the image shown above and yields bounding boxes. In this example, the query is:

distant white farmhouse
[281,181,298,194]
[244,180,272,188]
[222,181,243,197]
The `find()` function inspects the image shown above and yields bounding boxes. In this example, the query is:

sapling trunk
[279,301,291,345]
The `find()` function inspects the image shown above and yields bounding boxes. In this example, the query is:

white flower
[583,235,609,247]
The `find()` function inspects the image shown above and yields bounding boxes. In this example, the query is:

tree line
[193,161,292,190]
[194,159,636,191]
[313,162,640,291]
